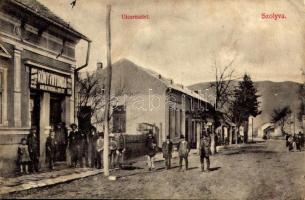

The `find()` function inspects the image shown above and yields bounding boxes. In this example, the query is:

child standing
[46,130,57,170]
[17,138,31,174]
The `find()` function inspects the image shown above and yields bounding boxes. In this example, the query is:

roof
[113,58,210,103]
[9,0,89,41]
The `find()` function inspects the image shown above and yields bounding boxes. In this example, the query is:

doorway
[30,92,41,154]
[50,94,67,161]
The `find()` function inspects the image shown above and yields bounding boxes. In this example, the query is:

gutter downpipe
[74,40,91,124]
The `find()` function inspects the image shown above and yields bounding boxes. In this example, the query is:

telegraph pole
[103,4,112,177]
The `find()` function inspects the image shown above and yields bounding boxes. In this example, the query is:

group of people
[17,124,214,175]
[65,124,126,170]
[17,123,127,175]
[147,130,212,172]
[286,132,305,152]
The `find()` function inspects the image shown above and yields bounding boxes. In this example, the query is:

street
[6,140,305,199]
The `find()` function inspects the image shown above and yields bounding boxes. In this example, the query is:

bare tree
[77,72,105,122]
[210,57,235,112]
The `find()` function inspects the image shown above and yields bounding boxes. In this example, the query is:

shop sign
[30,68,72,95]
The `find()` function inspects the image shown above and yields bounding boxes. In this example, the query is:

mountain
[188,81,303,135]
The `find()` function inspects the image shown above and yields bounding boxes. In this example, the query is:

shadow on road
[120,165,144,170]
[223,150,278,155]
[209,167,221,171]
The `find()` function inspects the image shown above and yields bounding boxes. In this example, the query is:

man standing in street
[200,130,211,172]
[68,123,79,167]
[95,132,104,169]
[109,133,118,169]
[177,134,190,171]
[88,125,98,168]
[146,131,157,171]
[115,130,126,169]
[27,127,39,173]
[162,135,173,169]
[79,129,89,167]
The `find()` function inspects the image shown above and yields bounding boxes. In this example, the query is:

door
[50,95,64,128]
[30,92,41,154]
[50,95,66,161]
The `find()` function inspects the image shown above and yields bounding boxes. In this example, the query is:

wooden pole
[103,4,112,177]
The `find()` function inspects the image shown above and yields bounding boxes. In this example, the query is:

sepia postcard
[0,0,304,199]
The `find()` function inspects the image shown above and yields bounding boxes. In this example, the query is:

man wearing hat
[68,123,80,167]
[115,129,126,169]
[145,131,157,171]
[27,127,39,172]
[177,134,190,171]
[109,133,118,169]
[200,130,211,172]
[162,135,173,169]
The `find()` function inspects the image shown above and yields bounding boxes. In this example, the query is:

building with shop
[94,59,215,156]
[0,0,89,174]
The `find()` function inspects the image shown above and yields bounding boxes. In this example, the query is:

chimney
[170,79,173,84]
[158,74,162,79]
[194,90,199,94]
[97,62,103,70]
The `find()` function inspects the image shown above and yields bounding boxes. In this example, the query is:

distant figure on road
[115,130,126,169]
[46,130,57,170]
[285,134,289,147]
[177,134,190,171]
[27,127,39,172]
[146,131,157,171]
[162,135,173,169]
[299,132,304,150]
[287,135,294,151]
[200,131,211,172]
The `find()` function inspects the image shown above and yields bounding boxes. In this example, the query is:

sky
[39,0,305,85]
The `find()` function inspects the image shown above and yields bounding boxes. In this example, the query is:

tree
[231,74,261,143]
[77,72,105,128]
[210,58,235,112]
[271,106,292,135]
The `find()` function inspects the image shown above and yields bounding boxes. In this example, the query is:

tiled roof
[114,58,210,103]
[10,0,89,40]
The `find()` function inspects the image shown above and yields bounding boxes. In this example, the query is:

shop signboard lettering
[30,68,72,95]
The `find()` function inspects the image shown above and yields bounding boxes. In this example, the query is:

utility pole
[103,4,112,177]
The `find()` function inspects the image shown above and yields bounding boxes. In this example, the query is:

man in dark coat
[146,131,157,171]
[200,130,211,172]
[79,129,88,167]
[54,122,68,161]
[162,135,173,169]
[177,134,190,171]
[46,130,57,170]
[115,130,126,168]
[88,125,98,168]
[68,123,80,167]
[27,127,39,172]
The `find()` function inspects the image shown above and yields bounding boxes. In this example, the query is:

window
[112,105,126,133]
